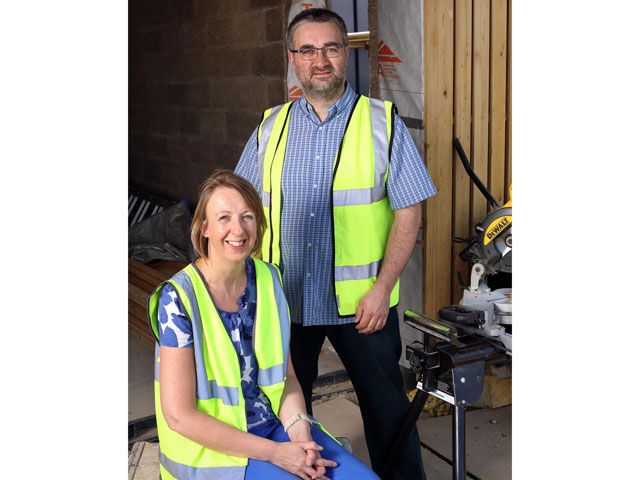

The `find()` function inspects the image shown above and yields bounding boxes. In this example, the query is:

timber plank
[129,314,155,346]
[129,301,154,346]
[505,0,512,200]
[490,0,508,206]
[128,258,185,293]
[151,260,186,279]
[128,259,167,289]
[128,270,157,294]
[452,0,473,303]
[128,259,185,346]
[472,0,491,226]
[424,0,454,317]
[129,282,155,345]
[129,282,150,308]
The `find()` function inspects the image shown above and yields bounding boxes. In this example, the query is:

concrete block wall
[129,0,289,204]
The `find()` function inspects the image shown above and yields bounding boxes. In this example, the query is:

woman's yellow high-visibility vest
[147,258,290,480]
[257,95,400,316]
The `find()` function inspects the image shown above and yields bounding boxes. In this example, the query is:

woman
[148,170,379,480]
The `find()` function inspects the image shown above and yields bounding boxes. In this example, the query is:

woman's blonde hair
[191,170,266,258]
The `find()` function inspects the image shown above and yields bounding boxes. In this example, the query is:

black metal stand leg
[452,403,466,480]
[380,388,429,480]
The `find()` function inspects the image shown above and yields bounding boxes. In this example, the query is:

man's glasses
[289,44,347,61]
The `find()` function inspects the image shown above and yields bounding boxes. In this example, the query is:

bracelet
[284,413,314,432]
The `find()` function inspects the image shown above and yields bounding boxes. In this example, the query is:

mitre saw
[382,138,512,480]
[438,138,513,355]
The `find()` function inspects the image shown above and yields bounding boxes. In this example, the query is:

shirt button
[306,272,312,278]
[315,155,320,160]
[313,184,317,188]
[307,242,312,247]
[319,126,323,130]
[310,212,315,217]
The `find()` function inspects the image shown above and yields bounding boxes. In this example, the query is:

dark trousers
[290,308,426,480]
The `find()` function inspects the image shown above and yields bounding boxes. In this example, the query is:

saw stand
[380,310,505,480]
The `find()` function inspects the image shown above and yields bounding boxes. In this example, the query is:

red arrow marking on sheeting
[377,40,402,63]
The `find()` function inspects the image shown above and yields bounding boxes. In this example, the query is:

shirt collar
[296,83,357,125]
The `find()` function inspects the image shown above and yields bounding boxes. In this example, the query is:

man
[235,8,436,480]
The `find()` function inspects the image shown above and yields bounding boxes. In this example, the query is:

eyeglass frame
[289,43,348,61]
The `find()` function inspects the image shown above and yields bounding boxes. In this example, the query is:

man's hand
[354,204,421,334]
[355,285,390,334]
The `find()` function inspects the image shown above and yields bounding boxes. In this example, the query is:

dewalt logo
[483,216,512,245]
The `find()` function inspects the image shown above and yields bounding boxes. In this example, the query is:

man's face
[288,21,349,101]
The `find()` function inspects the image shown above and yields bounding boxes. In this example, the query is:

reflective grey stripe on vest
[257,104,284,192]
[335,260,381,281]
[159,449,245,480]
[207,380,240,406]
[333,98,390,207]
[369,98,389,191]
[258,362,286,386]
[170,270,240,406]
[256,262,290,387]
[154,344,161,381]
[154,345,237,404]
[261,191,271,208]
[333,185,386,206]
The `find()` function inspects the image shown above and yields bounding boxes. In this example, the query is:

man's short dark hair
[286,8,349,50]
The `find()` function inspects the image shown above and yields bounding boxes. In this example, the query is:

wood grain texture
[128,259,185,346]
[424,0,454,316]
[421,0,511,313]
[452,0,473,303]
[490,0,508,206]
[471,0,491,226]
[505,0,512,201]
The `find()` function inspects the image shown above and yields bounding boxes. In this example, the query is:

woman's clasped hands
[267,439,337,480]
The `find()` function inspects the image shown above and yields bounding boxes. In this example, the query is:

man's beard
[298,65,346,102]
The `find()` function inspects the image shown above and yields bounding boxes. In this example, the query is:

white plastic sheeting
[378,0,426,362]
[377,0,424,150]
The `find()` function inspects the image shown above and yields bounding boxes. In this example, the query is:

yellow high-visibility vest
[257,95,400,316]
[148,258,289,480]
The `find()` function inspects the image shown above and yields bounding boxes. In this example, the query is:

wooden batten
[128,259,186,346]
[424,0,454,317]
[490,0,508,206]
[471,0,491,227]
[452,0,473,304]
[505,0,512,202]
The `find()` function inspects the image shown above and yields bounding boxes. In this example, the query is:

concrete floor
[129,330,155,421]
[313,396,511,480]
[129,333,511,479]
[416,406,512,480]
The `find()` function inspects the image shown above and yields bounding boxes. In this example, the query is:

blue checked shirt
[235,84,437,326]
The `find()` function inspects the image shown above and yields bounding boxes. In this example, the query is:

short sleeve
[158,284,194,348]
[234,126,261,193]
[387,114,438,210]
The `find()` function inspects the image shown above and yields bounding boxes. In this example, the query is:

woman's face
[202,186,257,263]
